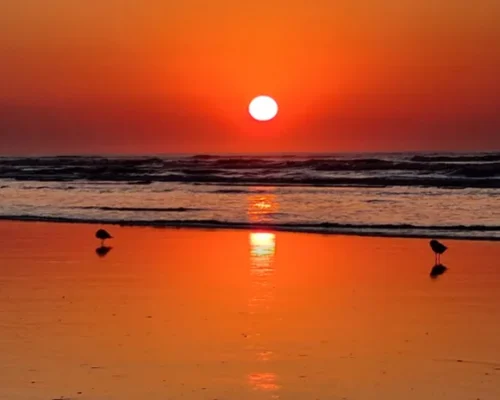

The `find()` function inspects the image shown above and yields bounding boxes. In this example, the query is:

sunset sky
[1,0,499,154]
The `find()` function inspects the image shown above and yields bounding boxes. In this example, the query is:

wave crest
[1,154,500,188]
[0,215,498,240]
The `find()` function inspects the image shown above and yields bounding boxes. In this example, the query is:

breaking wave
[73,206,203,212]
[1,153,500,188]
[0,215,499,240]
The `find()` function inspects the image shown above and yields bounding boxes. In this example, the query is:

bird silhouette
[95,229,113,246]
[430,239,447,264]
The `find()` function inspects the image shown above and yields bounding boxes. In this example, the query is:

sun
[249,96,278,121]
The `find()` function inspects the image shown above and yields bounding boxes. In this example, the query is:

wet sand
[1,221,500,400]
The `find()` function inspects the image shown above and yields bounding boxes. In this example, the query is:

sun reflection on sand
[249,232,276,308]
[247,232,280,396]
[246,190,281,396]
[247,372,280,392]
[250,232,276,273]
[257,350,274,362]
[248,192,278,295]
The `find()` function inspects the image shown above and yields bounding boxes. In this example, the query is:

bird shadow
[95,246,113,258]
[430,263,448,279]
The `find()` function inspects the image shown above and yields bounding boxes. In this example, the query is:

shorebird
[430,239,447,264]
[96,229,113,246]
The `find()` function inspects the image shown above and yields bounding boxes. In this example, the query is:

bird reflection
[430,264,448,278]
[95,246,112,258]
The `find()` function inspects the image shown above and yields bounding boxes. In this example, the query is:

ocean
[1,152,499,239]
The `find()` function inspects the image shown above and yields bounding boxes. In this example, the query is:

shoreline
[1,216,499,241]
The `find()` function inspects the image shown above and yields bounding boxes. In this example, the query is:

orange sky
[1,0,499,154]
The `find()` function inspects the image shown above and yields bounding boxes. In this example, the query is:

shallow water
[1,153,500,239]
[1,179,500,239]
[1,222,500,400]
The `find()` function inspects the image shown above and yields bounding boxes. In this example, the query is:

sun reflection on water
[248,192,279,224]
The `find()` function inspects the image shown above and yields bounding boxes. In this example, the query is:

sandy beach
[1,221,500,400]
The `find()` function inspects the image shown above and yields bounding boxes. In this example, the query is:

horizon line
[1,149,500,158]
